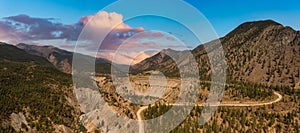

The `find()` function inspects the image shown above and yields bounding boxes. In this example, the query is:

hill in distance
[16,43,112,74]
[0,42,52,66]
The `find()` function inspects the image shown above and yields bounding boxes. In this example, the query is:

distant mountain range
[1,20,299,88]
[16,43,111,74]
[0,43,52,66]
[131,20,300,88]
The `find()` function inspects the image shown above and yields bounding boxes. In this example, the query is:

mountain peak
[161,48,178,53]
[17,43,57,50]
[242,20,281,26]
[226,20,283,37]
[238,20,282,30]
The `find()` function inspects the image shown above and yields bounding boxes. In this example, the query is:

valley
[0,20,299,132]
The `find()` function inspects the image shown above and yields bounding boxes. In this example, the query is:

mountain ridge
[0,43,53,66]
[132,20,300,88]
[16,43,111,74]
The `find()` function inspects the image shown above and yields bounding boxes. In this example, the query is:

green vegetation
[225,82,273,101]
[0,60,79,132]
[143,85,300,132]
[0,44,51,66]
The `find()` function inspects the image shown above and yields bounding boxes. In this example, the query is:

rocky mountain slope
[0,42,52,66]
[131,20,300,88]
[17,43,111,74]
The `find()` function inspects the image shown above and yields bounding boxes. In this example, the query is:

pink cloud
[0,12,189,64]
[79,11,134,30]
[0,14,82,43]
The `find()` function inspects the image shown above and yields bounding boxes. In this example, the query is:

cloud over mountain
[0,11,187,64]
[0,11,143,45]
[0,14,81,42]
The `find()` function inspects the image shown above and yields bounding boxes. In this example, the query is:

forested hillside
[0,43,80,132]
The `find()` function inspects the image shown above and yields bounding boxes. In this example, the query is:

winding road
[137,91,282,133]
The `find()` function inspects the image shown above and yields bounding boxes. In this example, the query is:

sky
[0,0,299,64]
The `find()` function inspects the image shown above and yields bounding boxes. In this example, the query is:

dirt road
[137,91,282,133]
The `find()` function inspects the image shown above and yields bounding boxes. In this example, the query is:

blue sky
[1,0,299,37]
[0,0,299,62]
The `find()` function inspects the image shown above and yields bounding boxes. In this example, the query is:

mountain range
[0,19,299,131]
[131,20,300,88]
[16,43,111,74]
